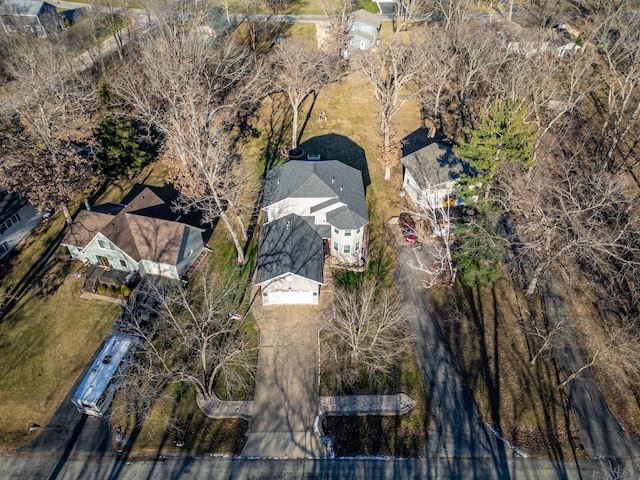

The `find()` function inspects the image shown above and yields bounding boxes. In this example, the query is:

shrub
[120,284,131,297]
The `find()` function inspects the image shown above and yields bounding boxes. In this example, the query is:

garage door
[265,290,315,305]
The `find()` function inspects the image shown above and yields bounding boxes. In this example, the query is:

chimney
[84,199,91,211]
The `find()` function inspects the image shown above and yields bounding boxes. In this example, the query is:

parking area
[386,215,425,247]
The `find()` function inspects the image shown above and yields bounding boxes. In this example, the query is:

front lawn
[0,245,120,448]
[427,270,583,458]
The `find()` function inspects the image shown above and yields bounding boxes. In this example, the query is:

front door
[96,255,110,267]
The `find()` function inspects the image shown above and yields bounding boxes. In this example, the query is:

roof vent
[277,179,280,185]
[286,218,291,229]
[332,176,335,184]
[340,185,343,191]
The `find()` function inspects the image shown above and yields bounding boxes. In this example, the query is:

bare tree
[406,192,457,288]
[116,270,257,414]
[527,318,568,365]
[416,26,457,133]
[115,25,264,264]
[356,34,425,179]
[559,320,640,389]
[393,0,431,32]
[427,0,470,32]
[269,38,333,151]
[322,278,412,390]
[0,40,97,225]
[587,5,640,172]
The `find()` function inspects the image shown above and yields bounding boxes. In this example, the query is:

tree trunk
[61,202,73,226]
[291,100,300,149]
[212,190,245,264]
[235,213,248,242]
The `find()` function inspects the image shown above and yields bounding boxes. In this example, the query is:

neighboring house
[61,187,206,281]
[256,159,369,305]
[507,41,583,58]
[0,187,42,260]
[344,9,381,57]
[401,143,471,209]
[0,0,63,36]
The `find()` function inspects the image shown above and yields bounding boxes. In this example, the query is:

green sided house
[61,187,206,281]
[256,159,369,305]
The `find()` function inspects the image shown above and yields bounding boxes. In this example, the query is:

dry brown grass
[427,269,582,457]
[0,253,120,448]
[0,164,171,449]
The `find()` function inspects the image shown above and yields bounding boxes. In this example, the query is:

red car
[399,212,418,244]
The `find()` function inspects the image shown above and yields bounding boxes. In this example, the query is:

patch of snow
[487,424,531,458]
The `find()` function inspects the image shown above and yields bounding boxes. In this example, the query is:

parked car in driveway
[399,212,418,244]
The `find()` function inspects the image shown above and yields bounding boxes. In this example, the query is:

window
[333,242,338,251]
[0,213,20,235]
[344,230,351,236]
[334,228,339,234]
[357,228,360,234]
[119,260,127,268]
[344,245,351,253]
[0,242,8,254]
[355,242,360,252]
[98,239,114,250]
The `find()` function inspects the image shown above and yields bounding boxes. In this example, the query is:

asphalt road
[393,245,510,476]
[0,451,601,479]
[540,282,640,460]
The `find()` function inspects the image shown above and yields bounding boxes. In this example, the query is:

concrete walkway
[320,393,415,416]
[196,394,253,421]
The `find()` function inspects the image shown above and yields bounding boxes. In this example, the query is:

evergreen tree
[453,99,536,287]
[96,115,151,179]
[455,98,536,200]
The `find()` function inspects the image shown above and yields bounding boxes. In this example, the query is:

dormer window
[344,230,351,236]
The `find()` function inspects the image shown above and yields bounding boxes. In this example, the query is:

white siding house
[257,160,369,305]
[0,188,42,260]
[401,143,470,209]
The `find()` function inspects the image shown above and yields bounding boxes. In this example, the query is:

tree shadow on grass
[300,134,371,189]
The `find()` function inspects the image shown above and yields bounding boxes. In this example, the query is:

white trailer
[71,333,138,417]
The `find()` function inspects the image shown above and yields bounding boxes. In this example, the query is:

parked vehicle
[399,212,418,244]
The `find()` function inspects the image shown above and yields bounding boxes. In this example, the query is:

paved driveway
[242,299,326,458]
[540,282,640,459]
[394,245,511,475]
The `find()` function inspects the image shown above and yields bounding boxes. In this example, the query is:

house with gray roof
[0,187,42,260]
[61,187,206,281]
[0,0,61,36]
[256,159,369,305]
[401,143,470,209]
[344,9,381,58]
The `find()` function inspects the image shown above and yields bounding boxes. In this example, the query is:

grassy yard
[0,223,120,448]
[426,270,583,458]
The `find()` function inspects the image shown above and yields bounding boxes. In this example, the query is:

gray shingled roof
[400,143,471,189]
[62,187,199,265]
[0,0,52,16]
[350,9,381,29]
[263,160,368,229]
[255,214,324,285]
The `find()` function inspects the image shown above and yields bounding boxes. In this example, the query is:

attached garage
[255,215,324,306]
[264,290,316,306]
[260,273,321,306]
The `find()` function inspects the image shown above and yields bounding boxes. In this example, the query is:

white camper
[71,334,138,417]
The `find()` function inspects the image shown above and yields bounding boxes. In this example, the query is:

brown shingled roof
[62,187,190,264]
